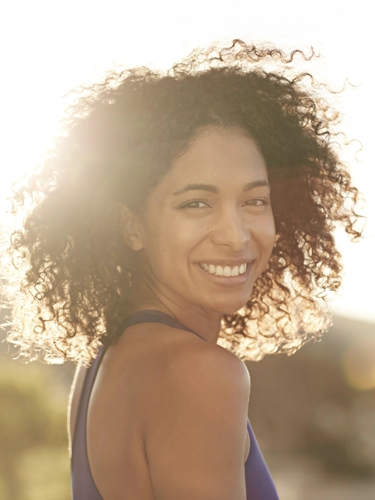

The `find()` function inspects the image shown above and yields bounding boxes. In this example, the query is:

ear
[119,204,145,251]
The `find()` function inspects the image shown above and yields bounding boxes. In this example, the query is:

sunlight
[1,0,373,323]
[342,339,375,391]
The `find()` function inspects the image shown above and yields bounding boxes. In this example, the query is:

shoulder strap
[120,309,207,341]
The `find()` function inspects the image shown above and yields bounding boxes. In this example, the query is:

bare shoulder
[171,341,250,400]
[168,342,250,396]
[143,339,250,424]
[146,341,251,427]
[145,343,250,500]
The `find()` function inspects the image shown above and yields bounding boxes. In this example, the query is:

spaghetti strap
[119,309,207,341]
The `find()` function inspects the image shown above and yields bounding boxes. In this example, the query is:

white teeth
[216,266,224,276]
[223,266,231,277]
[199,263,248,277]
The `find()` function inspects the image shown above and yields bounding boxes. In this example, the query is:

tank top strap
[120,309,207,341]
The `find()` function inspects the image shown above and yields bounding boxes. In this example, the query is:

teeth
[216,266,224,276]
[223,266,231,277]
[199,262,248,277]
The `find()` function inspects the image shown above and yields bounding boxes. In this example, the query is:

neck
[127,278,222,343]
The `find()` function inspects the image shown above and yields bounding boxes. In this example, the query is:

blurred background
[0,0,374,499]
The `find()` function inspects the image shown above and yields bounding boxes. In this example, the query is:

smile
[199,262,248,277]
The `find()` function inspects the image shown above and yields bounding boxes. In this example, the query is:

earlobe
[119,205,144,251]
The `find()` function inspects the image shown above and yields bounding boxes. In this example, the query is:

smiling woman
[125,129,276,327]
[2,40,362,499]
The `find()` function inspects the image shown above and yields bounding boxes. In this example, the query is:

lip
[194,261,253,286]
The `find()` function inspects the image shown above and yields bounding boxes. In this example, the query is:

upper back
[87,320,250,499]
[69,310,278,500]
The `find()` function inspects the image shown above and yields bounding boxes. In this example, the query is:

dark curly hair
[3,40,363,365]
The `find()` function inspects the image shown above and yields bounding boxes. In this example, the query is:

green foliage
[0,359,72,500]
[17,448,71,500]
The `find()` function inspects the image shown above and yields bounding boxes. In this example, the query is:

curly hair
[3,40,363,365]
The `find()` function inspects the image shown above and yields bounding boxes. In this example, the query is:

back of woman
[70,311,279,499]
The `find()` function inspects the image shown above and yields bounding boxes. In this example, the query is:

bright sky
[0,0,374,323]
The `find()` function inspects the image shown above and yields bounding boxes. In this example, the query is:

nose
[210,207,251,251]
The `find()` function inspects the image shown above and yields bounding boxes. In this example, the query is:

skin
[123,126,276,343]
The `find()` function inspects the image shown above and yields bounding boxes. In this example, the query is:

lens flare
[342,339,375,391]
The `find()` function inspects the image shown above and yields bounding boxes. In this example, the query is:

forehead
[164,127,268,188]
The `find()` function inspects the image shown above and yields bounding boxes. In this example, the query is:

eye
[179,200,209,209]
[243,198,270,207]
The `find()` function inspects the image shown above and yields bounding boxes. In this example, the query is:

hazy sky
[0,0,374,322]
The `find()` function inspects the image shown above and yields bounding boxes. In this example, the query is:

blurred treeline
[1,310,375,500]
[0,306,75,500]
[247,315,375,499]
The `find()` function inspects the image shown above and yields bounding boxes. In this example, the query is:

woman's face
[132,127,276,317]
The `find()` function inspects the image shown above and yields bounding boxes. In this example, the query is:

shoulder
[143,337,250,411]
[169,342,250,391]
[144,342,251,499]
[144,340,251,446]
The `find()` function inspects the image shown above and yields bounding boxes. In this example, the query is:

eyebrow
[172,180,270,196]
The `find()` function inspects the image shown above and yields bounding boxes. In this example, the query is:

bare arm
[145,344,251,500]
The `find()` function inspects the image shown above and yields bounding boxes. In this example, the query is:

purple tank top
[71,310,279,499]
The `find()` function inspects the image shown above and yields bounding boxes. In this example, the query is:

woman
[4,40,362,499]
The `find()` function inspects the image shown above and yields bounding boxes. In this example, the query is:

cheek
[143,221,183,268]
[259,217,276,254]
